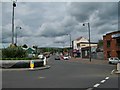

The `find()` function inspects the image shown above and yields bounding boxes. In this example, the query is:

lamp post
[66,33,72,57]
[15,26,22,46]
[11,0,17,44]
[83,22,91,62]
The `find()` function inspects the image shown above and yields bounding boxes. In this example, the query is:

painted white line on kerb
[101,80,106,83]
[111,69,115,74]
[105,77,109,80]
[93,84,100,87]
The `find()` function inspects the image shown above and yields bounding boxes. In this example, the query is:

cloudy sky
[1,1,119,48]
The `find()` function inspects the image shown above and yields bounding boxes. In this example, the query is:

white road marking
[86,88,93,90]
[100,80,106,83]
[105,77,109,80]
[91,76,110,88]
[38,77,45,79]
[93,84,100,87]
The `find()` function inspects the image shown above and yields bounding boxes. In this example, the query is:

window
[116,38,120,47]
[107,40,111,48]
[77,43,80,47]
[107,51,111,58]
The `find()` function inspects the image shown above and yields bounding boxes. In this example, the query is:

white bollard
[43,57,47,66]
[117,63,120,71]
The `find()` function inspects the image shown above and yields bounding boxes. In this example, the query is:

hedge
[2,46,27,58]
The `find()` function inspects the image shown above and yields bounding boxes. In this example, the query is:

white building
[72,37,98,54]
[72,37,89,50]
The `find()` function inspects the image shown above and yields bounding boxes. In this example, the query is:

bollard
[43,57,47,66]
[117,63,120,71]
[30,60,34,69]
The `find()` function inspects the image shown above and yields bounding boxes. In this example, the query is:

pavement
[69,57,108,65]
[69,57,120,74]
[115,70,120,74]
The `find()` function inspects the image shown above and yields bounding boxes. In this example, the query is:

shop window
[77,43,80,47]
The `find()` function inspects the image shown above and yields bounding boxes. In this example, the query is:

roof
[73,37,88,42]
[103,30,120,36]
[75,37,88,41]
[76,37,83,41]
[22,47,35,51]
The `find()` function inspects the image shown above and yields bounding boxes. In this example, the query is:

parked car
[108,57,120,64]
[55,55,60,60]
[63,55,69,60]
[38,54,44,59]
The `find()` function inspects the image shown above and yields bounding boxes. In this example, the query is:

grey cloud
[36,15,80,38]
[37,22,65,37]
[61,16,78,27]
[97,23,117,34]
[2,37,11,43]
[2,19,33,44]
[98,3,118,20]
[1,2,118,47]
[68,2,118,36]
[67,2,101,22]
[67,2,118,27]
[2,24,12,40]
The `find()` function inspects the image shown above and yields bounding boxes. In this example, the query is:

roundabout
[0,59,46,69]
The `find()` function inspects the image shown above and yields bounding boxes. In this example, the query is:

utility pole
[11,0,16,44]
[66,34,72,56]
[15,26,22,46]
[83,22,91,62]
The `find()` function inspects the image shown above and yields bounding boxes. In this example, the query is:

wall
[103,31,120,60]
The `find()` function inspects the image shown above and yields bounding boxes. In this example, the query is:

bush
[2,46,27,58]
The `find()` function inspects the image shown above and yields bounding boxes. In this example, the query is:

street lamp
[66,33,72,56]
[15,26,22,46]
[83,22,91,62]
[11,0,17,44]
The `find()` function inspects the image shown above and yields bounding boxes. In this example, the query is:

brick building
[103,31,120,60]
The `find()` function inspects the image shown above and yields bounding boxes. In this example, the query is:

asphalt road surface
[2,55,120,89]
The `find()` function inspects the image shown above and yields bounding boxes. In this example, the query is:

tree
[98,40,103,47]
[33,45,38,49]
[33,45,38,54]
[96,40,103,52]
[2,46,27,58]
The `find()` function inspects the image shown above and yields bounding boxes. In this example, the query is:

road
[2,55,120,89]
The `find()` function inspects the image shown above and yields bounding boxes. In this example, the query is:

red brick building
[103,31,120,60]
